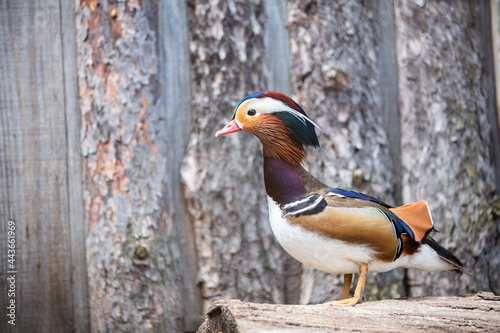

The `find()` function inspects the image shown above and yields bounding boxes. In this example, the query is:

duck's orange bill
[215,119,241,137]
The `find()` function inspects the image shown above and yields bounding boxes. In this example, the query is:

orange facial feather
[239,114,306,166]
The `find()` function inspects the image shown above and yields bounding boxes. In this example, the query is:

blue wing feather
[326,188,393,208]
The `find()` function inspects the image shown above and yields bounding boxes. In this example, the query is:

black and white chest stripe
[282,193,327,218]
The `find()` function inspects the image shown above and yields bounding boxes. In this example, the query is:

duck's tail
[425,237,470,274]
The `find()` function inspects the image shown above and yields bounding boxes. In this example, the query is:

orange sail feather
[389,200,434,242]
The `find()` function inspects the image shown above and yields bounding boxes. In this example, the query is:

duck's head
[216,91,320,166]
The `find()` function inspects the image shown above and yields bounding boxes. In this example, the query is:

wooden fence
[1,0,500,332]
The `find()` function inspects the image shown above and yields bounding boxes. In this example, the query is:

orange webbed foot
[324,264,367,307]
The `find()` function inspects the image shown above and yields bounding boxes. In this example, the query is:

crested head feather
[234,91,320,148]
[232,91,266,119]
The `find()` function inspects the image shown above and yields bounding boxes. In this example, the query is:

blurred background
[1,0,500,332]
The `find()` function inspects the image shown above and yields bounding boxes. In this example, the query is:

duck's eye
[247,109,257,116]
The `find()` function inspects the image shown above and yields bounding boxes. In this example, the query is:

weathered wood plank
[263,0,303,306]
[487,0,500,196]
[264,0,292,95]
[374,0,410,298]
[375,0,402,206]
[161,0,202,331]
[0,0,89,331]
[198,293,500,332]
[60,1,91,330]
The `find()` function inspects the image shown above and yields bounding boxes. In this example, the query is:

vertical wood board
[162,0,202,330]
[0,0,89,332]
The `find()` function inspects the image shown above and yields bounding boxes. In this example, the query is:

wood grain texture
[161,1,202,331]
[287,0,404,304]
[0,0,89,332]
[394,0,500,297]
[76,0,182,331]
[483,0,500,197]
[263,0,303,306]
[492,0,500,183]
[375,0,403,205]
[198,293,500,332]
[264,0,292,95]
[184,0,289,313]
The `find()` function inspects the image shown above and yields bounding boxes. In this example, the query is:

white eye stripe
[245,97,321,130]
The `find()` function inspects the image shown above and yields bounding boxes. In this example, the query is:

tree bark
[76,1,182,331]
[287,0,404,303]
[183,0,290,313]
[394,0,500,297]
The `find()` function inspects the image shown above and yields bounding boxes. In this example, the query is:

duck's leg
[340,274,353,300]
[324,264,368,306]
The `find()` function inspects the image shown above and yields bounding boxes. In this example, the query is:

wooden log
[198,292,500,332]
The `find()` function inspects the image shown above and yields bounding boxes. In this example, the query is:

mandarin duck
[215,91,467,306]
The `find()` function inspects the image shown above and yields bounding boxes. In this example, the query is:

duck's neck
[264,157,305,206]
[258,125,306,167]
[263,156,326,207]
